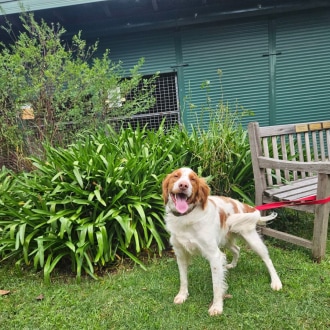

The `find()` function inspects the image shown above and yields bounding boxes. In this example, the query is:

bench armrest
[258,157,330,174]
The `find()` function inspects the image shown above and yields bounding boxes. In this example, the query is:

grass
[0,238,329,330]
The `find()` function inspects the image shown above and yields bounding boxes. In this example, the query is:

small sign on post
[21,105,35,120]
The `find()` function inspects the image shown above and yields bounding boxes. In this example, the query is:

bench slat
[273,187,317,201]
[297,133,306,178]
[263,137,273,186]
[280,135,290,181]
[272,136,281,184]
[260,227,313,249]
[258,157,330,174]
[288,134,298,180]
[264,177,318,197]
[327,130,330,159]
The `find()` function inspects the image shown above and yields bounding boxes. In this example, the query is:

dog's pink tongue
[175,195,189,214]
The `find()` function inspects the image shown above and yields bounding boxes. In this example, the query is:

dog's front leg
[208,249,227,316]
[173,250,190,304]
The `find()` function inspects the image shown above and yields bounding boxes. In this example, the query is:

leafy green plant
[0,11,156,169]
[188,107,254,202]
[0,61,260,282]
[184,74,255,203]
[0,123,189,282]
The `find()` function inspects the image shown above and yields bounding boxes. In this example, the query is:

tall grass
[187,99,255,203]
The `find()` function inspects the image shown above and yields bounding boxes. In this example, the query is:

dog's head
[162,168,210,214]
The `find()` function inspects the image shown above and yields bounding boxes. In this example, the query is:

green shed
[1,0,329,128]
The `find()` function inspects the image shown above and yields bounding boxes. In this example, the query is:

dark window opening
[111,72,180,130]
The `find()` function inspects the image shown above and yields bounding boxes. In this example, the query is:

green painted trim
[268,19,277,125]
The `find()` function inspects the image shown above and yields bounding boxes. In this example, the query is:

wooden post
[248,122,267,207]
[312,173,330,262]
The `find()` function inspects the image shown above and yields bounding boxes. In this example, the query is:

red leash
[255,195,330,211]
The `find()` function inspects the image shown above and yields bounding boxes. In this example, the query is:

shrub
[0,123,189,282]
[0,12,156,170]
[188,105,254,203]
[184,76,255,204]
[0,63,256,281]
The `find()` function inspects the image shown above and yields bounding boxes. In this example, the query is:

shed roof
[1,0,329,38]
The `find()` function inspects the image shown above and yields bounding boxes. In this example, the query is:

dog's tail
[226,210,277,234]
[258,212,277,223]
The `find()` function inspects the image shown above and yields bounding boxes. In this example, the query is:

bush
[0,12,156,170]
[188,105,254,203]
[184,76,255,203]
[0,123,190,282]
[0,63,255,281]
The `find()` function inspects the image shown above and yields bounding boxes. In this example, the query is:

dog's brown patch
[219,209,227,228]
[242,203,256,213]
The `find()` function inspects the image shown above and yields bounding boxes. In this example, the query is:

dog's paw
[271,279,283,291]
[208,303,223,316]
[174,292,189,304]
[225,263,236,269]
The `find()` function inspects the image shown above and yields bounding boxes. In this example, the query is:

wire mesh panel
[111,73,180,130]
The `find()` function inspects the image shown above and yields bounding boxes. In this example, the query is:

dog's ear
[197,177,210,209]
[162,174,170,205]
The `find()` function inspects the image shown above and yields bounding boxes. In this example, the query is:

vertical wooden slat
[305,132,312,176]
[312,131,319,161]
[326,130,330,160]
[297,133,305,178]
[305,132,311,161]
[289,134,298,180]
[262,137,273,186]
[272,136,281,184]
[319,131,325,161]
[280,135,290,181]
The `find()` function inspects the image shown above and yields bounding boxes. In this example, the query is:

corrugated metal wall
[181,18,270,128]
[275,10,330,125]
[99,8,330,128]
[101,29,177,76]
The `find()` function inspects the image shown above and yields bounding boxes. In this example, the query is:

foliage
[0,11,156,170]
[0,54,258,281]
[184,75,255,203]
[0,123,189,282]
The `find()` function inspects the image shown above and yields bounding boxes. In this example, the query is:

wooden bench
[248,121,330,261]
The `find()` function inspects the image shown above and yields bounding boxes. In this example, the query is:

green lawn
[0,240,329,330]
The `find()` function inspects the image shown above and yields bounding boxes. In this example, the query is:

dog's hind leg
[225,234,240,269]
[240,230,282,291]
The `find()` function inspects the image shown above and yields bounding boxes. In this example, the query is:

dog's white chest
[170,231,201,254]
[165,208,223,255]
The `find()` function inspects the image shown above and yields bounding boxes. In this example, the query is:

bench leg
[312,173,330,262]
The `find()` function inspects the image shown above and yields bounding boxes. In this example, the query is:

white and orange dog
[162,167,282,316]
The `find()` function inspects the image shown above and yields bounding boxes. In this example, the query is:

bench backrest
[248,121,330,187]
